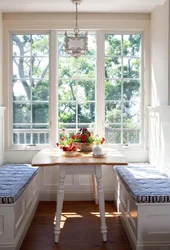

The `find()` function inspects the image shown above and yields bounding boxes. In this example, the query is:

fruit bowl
[62,151,77,157]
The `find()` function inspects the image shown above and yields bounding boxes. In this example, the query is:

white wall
[149,0,170,174]
[151,0,169,106]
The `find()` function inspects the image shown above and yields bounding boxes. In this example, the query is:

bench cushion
[0,164,39,204]
[114,164,170,203]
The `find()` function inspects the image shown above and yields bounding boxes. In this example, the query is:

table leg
[54,166,66,243]
[92,175,98,205]
[95,166,107,242]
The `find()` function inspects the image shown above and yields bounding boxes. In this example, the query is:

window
[57,33,96,136]
[11,31,142,148]
[12,34,49,145]
[104,34,141,144]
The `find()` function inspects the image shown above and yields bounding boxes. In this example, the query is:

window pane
[78,80,95,101]
[58,57,76,78]
[123,57,140,78]
[58,103,76,123]
[13,103,31,123]
[13,79,31,101]
[123,101,140,124]
[32,57,49,79]
[58,34,67,56]
[105,102,121,123]
[123,80,140,101]
[105,79,121,101]
[12,34,49,145]
[32,79,49,101]
[12,34,31,57]
[105,57,121,78]
[78,103,95,123]
[105,125,121,144]
[123,35,141,57]
[58,79,76,101]
[86,34,96,56]
[123,129,140,144]
[105,35,121,56]
[77,57,95,78]
[32,35,49,56]
[32,103,49,123]
[13,58,31,79]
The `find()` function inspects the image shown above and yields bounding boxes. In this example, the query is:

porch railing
[13,128,140,145]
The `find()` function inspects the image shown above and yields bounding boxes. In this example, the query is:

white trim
[0,107,6,111]
[147,105,170,111]
[8,31,51,149]
[96,31,105,136]
[39,190,114,201]
[50,31,57,147]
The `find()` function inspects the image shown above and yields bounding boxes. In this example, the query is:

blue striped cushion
[0,164,39,204]
[114,164,170,203]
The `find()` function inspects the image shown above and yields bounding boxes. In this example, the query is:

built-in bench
[114,164,170,250]
[0,164,39,250]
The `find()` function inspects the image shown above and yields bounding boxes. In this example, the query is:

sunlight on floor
[53,211,120,227]
[53,212,83,227]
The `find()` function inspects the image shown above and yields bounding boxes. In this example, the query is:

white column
[0,107,6,165]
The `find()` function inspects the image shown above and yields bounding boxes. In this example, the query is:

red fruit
[72,145,77,151]
[81,135,87,142]
[62,146,68,151]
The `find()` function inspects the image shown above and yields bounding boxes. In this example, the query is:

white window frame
[9,30,51,150]
[7,29,147,151]
[101,31,144,148]
[56,31,97,139]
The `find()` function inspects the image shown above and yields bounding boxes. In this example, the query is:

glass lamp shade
[65,31,88,59]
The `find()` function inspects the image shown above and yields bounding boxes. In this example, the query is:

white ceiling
[0,0,167,13]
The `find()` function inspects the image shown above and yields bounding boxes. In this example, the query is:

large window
[12,34,49,145]
[105,34,141,144]
[11,32,142,147]
[57,33,96,136]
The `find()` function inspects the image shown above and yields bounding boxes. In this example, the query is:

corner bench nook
[114,164,170,250]
[0,164,39,250]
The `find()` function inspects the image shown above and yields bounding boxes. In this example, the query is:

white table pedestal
[54,164,107,243]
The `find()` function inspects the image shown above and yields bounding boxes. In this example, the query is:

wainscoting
[38,166,115,201]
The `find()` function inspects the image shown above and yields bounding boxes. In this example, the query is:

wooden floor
[20,201,132,250]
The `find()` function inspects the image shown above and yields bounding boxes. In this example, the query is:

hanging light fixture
[65,0,88,59]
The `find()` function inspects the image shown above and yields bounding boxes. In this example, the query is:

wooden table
[32,148,127,243]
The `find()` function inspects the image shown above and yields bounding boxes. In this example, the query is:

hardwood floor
[20,201,132,250]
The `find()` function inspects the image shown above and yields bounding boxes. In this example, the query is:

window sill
[8,144,50,151]
[102,143,146,151]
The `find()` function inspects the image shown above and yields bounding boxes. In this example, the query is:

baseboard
[39,190,114,201]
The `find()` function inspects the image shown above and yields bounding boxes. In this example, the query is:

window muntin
[105,34,141,144]
[57,33,96,136]
[12,34,49,145]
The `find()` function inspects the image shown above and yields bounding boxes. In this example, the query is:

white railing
[13,129,49,145]
[13,128,139,145]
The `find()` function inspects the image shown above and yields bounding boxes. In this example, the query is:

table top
[32,148,128,167]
